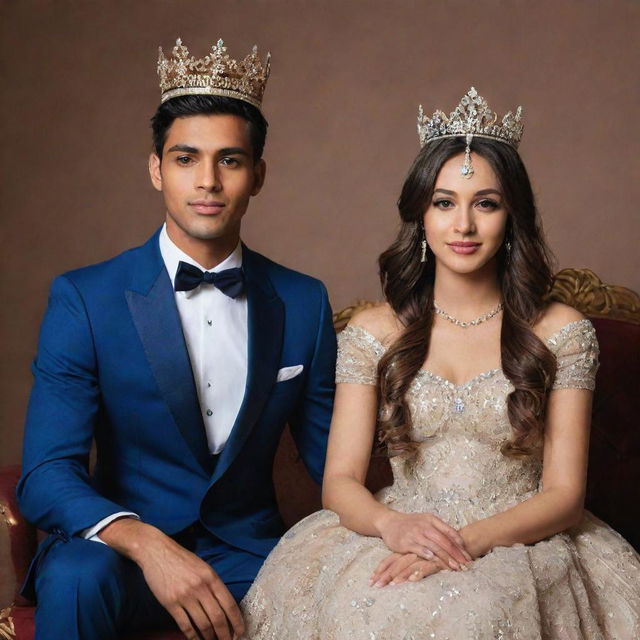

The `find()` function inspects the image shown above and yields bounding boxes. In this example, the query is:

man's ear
[149,153,163,192]
[251,158,266,196]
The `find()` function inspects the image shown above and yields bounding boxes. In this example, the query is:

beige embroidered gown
[242,319,640,639]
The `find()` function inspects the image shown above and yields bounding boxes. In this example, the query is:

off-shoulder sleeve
[335,325,386,385]
[547,319,599,391]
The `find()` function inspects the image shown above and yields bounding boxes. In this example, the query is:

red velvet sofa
[1,269,638,639]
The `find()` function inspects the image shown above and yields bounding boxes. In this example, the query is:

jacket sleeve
[287,281,337,485]
[17,275,128,537]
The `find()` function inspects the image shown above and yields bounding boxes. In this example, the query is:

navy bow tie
[174,261,245,298]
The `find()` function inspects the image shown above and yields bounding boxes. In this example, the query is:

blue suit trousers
[33,524,265,640]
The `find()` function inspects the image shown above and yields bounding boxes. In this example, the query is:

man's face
[149,114,265,248]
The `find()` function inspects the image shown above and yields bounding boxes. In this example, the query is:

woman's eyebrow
[475,188,502,196]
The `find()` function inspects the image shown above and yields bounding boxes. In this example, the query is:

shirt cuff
[81,512,140,544]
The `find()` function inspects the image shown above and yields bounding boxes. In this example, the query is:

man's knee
[36,537,131,608]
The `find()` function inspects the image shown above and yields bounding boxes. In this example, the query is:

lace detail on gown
[242,319,640,639]
[335,324,384,385]
[549,319,599,390]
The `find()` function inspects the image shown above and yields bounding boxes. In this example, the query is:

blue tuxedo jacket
[18,229,336,560]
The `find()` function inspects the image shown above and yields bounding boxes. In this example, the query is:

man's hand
[99,518,244,640]
[376,511,471,570]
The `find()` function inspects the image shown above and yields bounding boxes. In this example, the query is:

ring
[409,568,423,582]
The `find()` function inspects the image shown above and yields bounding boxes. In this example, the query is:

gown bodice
[336,320,599,527]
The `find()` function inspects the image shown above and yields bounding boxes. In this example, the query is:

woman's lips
[447,242,481,255]
[190,201,225,215]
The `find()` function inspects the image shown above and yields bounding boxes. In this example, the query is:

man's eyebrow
[166,144,199,154]
[165,145,250,157]
[218,147,249,156]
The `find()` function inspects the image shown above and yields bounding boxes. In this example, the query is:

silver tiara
[417,87,524,178]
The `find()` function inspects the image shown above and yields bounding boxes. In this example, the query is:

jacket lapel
[210,246,284,485]
[125,229,213,473]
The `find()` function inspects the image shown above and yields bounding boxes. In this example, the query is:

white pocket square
[276,364,304,382]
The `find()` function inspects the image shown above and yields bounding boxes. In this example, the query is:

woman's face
[423,152,508,277]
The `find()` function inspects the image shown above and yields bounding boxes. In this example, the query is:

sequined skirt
[241,509,640,640]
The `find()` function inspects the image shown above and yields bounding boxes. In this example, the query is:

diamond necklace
[433,301,503,328]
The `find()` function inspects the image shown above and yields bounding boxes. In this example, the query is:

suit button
[206,409,213,416]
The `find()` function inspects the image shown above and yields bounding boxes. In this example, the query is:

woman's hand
[377,511,471,570]
[370,552,445,587]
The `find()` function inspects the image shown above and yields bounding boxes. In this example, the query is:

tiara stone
[157,38,271,110]
[417,87,524,150]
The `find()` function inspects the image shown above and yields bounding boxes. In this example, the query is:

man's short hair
[151,95,268,162]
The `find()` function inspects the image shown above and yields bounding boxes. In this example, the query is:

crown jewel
[157,38,271,110]
[417,87,524,150]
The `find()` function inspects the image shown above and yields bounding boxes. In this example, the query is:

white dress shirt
[158,224,248,454]
[83,224,248,541]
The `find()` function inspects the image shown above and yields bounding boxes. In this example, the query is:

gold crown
[417,87,524,149]
[157,38,271,110]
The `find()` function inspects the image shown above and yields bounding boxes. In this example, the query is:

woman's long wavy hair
[377,137,556,460]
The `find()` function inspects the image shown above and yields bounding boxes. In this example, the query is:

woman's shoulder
[347,303,402,346]
[536,304,599,389]
[336,304,399,384]
[533,302,587,342]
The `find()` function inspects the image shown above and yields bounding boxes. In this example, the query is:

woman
[242,88,640,638]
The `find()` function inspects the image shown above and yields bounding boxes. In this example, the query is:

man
[17,38,336,640]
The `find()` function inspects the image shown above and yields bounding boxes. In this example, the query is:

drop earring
[420,236,427,263]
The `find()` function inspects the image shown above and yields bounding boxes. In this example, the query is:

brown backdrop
[1,0,639,466]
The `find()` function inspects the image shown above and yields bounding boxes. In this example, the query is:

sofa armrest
[0,466,37,607]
